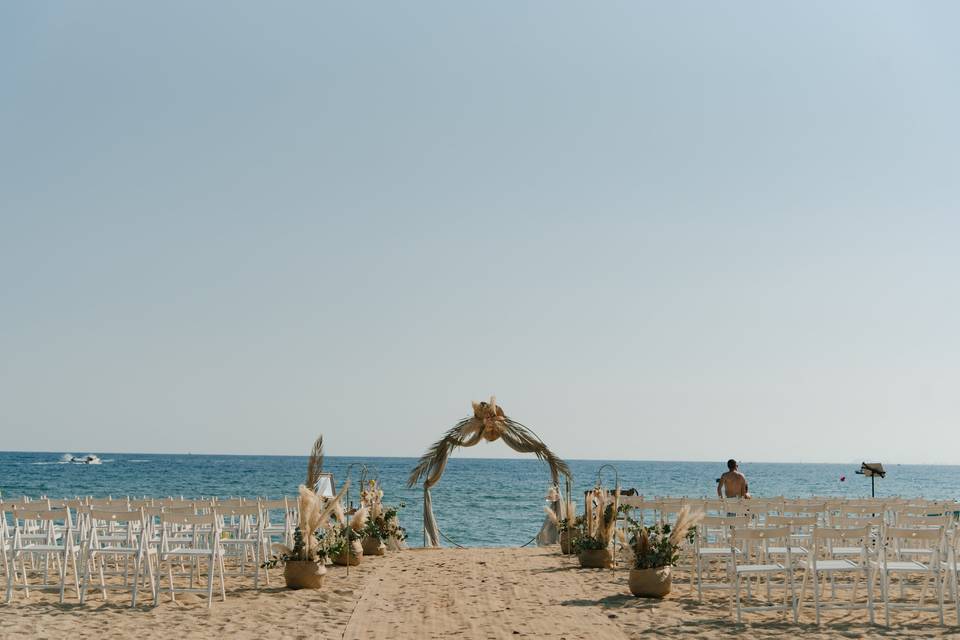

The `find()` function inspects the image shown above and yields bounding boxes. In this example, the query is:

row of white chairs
[614,497,960,626]
[691,518,958,625]
[2,497,303,608]
[622,495,959,527]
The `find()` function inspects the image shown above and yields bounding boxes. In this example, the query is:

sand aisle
[343,547,627,640]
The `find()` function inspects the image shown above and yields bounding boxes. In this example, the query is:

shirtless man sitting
[717,459,750,499]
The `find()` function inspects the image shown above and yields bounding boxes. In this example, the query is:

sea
[3,452,959,547]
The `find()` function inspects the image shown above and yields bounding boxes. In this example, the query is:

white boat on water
[69,454,102,465]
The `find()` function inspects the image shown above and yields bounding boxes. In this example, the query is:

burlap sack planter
[577,549,613,568]
[628,567,672,598]
[333,539,364,566]
[361,536,386,556]
[283,561,326,589]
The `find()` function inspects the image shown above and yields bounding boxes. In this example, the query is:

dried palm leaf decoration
[305,435,324,490]
[408,396,571,547]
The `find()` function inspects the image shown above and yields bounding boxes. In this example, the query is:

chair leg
[253,544,260,590]
[5,554,14,603]
[80,551,91,605]
[168,558,176,603]
[953,569,960,626]
[43,554,51,591]
[813,570,821,626]
[696,554,703,601]
[238,543,246,580]
[95,553,107,600]
[735,575,742,623]
[797,568,808,621]
[152,557,163,607]
[131,554,140,608]
[852,566,859,603]
[57,552,67,604]
[883,571,891,627]
[218,553,226,601]
[206,555,215,608]
[788,567,798,623]
[937,570,945,625]
[148,554,157,603]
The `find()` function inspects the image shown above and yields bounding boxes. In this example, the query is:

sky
[1,2,958,463]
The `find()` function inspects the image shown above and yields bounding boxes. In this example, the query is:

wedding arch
[407,397,572,547]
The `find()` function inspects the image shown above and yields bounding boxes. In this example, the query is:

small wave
[127,459,151,463]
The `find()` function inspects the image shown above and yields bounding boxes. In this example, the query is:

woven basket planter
[333,539,364,566]
[283,561,326,589]
[577,548,613,569]
[628,567,672,598]
[361,536,386,556]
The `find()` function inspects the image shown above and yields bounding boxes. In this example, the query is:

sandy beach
[2,546,954,639]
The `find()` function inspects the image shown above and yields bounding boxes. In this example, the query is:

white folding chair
[218,505,269,588]
[943,528,960,625]
[154,513,225,607]
[695,515,749,600]
[80,508,156,606]
[892,514,951,559]
[1,506,16,588]
[729,526,797,622]
[5,507,80,603]
[798,526,874,624]
[872,526,944,626]
[259,498,294,549]
[765,515,816,564]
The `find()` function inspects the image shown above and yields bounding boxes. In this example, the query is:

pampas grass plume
[544,505,559,526]
[350,506,369,533]
[668,505,702,547]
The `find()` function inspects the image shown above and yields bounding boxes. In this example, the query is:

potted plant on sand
[558,514,583,555]
[331,501,367,566]
[360,495,408,555]
[261,436,349,589]
[572,487,620,568]
[359,480,389,556]
[544,492,579,555]
[626,505,700,598]
[380,504,408,550]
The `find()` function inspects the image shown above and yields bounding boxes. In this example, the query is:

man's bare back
[717,459,750,499]
[719,470,748,498]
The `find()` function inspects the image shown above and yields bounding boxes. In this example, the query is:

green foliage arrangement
[262,527,332,569]
[627,506,700,569]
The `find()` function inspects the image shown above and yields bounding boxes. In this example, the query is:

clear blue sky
[1,2,957,463]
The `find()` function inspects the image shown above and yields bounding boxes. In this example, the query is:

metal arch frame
[593,463,621,570]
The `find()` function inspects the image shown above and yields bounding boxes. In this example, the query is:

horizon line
[1,449,953,467]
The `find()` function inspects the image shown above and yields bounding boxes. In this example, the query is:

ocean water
[3,452,959,547]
